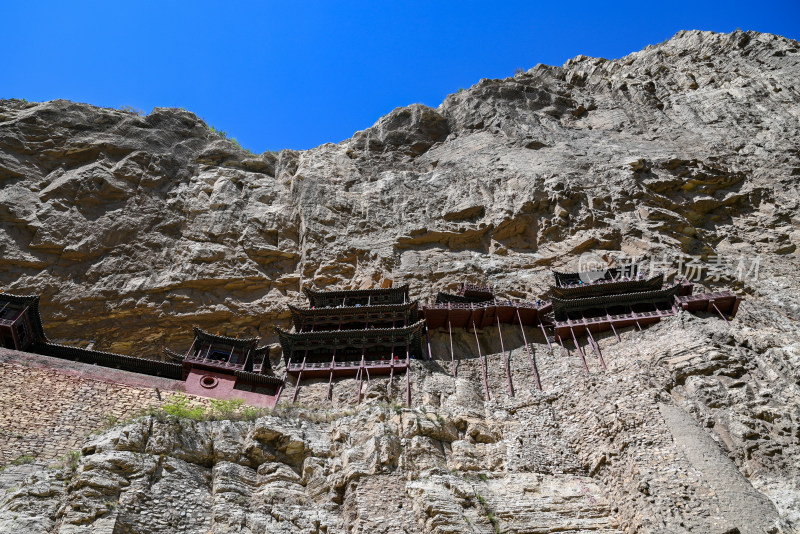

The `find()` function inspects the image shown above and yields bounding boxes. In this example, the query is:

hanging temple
[0,266,741,408]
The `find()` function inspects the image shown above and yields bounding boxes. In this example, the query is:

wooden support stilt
[357,349,365,403]
[538,320,553,350]
[628,306,643,330]
[425,325,433,360]
[570,327,589,373]
[610,320,620,341]
[473,321,491,401]
[292,353,307,403]
[712,302,731,326]
[448,318,457,378]
[327,349,336,400]
[517,309,542,390]
[389,345,395,387]
[586,329,607,370]
[604,307,621,341]
[273,352,293,404]
[353,366,362,403]
[274,371,288,405]
[557,335,568,357]
[497,315,514,397]
[405,344,411,407]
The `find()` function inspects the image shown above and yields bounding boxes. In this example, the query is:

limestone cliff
[1,30,799,533]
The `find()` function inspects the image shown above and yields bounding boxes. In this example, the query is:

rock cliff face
[1,29,800,533]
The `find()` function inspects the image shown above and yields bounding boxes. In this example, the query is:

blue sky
[5,1,799,152]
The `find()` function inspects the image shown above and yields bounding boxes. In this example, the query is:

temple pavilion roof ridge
[0,292,39,304]
[192,326,260,349]
[163,347,185,362]
[288,300,417,314]
[551,273,664,299]
[233,368,283,387]
[552,265,640,287]
[288,301,418,330]
[551,284,681,321]
[302,284,409,301]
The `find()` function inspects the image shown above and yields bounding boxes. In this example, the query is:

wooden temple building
[420,269,742,400]
[275,285,425,405]
[0,293,44,352]
[0,292,284,407]
[164,327,283,407]
[421,283,547,398]
[3,265,744,408]
[549,268,741,372]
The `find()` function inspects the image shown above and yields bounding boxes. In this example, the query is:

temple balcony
[421,299,550,329]
[286,357,408,378]
[183,353,248,372]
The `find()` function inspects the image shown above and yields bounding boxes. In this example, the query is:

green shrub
[1,454,36,471]
[65,450,81,471]
[208,125,228,138]
[475,492,499,532]
[119,105,145,116]
[162,394,207,420]
[48,450,82,473]
[239,406,269,420]
[206,125,253,154]
[209,398,245,418]
[104,415,119,428]
[13,454,36,465]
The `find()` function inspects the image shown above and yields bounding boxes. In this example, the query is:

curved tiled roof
[233,369,283,387]
[552,265,640,287]
[302,284,410,306]
[35,341,183,379]
[287,301,418,329]
[163,347,185,362]
[551,274,664,299]
[275,320,425,359]
[551,284,680,321]
[192,326,260,349]
[288,300,417,316]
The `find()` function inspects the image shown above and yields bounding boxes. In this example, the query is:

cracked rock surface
[1,29,800,533]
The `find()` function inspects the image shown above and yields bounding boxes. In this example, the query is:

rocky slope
[1,29,799,532]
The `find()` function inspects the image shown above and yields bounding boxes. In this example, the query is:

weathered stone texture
[0,350,208,464]
[1,29,800,533]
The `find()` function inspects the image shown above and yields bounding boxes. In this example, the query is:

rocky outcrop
[2,31,800,354]
[1,29,800,532]
[0,310,795,532]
